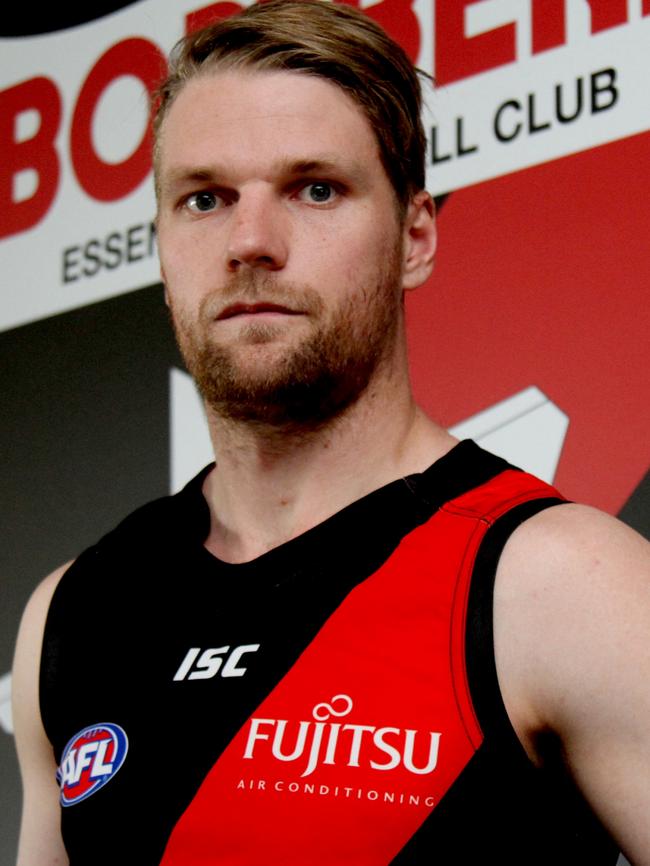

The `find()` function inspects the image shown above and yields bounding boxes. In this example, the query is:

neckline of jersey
[173,439,510,576]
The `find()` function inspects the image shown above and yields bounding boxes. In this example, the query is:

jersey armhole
[464,497,566,746]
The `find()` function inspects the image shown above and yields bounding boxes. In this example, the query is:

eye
[184,191,223,213]
[297,182,337,205]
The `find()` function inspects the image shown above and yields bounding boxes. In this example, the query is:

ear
[401,191,437,291]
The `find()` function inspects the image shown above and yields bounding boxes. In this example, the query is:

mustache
[200,271,325,320]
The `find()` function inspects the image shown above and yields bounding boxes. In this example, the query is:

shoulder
[497,501,648,611]
[13,480,202,698]
[495,502,649,657]
[14,563,71,689]
[14,563,72,737]
[495,502,649,723]
[100,488,187,545]
[90,472,210,557]
[494,503,650,860]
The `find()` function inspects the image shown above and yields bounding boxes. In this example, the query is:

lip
[216,302,302,321]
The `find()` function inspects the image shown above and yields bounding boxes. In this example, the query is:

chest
[49,512,486,864]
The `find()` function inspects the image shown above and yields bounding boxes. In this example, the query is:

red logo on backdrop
[0,39,165,240]
[408,130,650,515]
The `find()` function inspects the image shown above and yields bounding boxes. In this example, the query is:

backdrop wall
[2,1,648,862]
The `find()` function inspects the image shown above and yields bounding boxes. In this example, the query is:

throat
[202,491,312,564]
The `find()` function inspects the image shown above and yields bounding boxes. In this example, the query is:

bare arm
[12,565,71,866]
[495,505,650,865]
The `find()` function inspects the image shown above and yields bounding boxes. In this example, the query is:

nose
[226,186,289,272]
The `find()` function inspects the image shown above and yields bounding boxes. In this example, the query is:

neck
[201,346,456,563]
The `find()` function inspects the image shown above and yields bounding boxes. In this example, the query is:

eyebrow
[159,155,368,196]
[285,158,350,175]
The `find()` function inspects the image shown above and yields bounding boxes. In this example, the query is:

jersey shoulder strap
[444,465,567,738]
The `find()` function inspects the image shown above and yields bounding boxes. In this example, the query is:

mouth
[216,302,302,321]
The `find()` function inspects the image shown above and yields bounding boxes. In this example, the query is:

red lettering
[0,77,61,241]
[533,0,627,54]
[339,0,420,63]
[186,2,243,34]
[532,0,565,54]
[644,0,650,15]
[70,38,167,202]
[367,0,420,63]
[188,0,420,64]
[436,0,515,86]
[585,0,628,33]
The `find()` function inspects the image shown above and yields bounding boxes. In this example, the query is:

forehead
[157,68,382,182]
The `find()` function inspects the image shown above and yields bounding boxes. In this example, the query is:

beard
[169,244,403,431]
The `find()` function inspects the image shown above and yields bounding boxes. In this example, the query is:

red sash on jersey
[160,470,561,866]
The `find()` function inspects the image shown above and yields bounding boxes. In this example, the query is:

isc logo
[57,722,128,806]
[173,644,261,681]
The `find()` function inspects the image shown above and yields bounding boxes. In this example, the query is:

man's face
[156,69,408,428]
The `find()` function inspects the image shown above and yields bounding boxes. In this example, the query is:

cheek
[335,229,397,285]
[347,217,399,267]
[316,225,383,275]
[158,217,213,266]
[158,235,213,299]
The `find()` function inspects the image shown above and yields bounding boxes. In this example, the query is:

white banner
[1,0,649,332]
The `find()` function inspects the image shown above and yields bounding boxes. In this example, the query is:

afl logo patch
[57,722,128,806]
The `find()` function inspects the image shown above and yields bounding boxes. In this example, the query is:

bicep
[495,506,650,865]
[13,567,70,866]
[557,519,650,866]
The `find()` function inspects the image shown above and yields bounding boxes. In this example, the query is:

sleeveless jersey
[40,440,619,864]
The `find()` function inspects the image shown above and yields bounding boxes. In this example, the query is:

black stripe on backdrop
[1,1,143,37]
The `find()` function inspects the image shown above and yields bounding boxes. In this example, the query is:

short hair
[153,0,427,213]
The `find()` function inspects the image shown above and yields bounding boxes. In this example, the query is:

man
[12,1,650,864]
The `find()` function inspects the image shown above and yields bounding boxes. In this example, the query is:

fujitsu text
[243,694,442,779]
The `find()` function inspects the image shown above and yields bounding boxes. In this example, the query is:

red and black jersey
[40,440,619,864]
